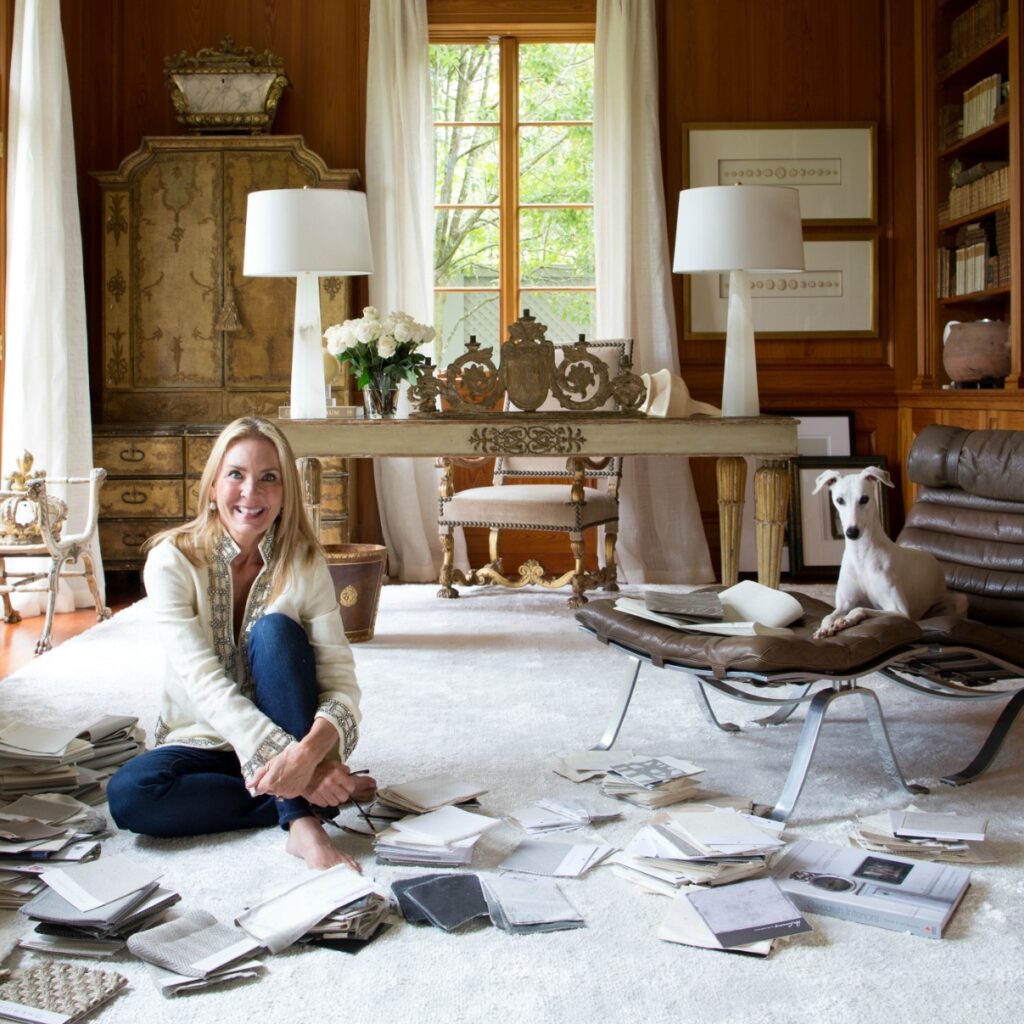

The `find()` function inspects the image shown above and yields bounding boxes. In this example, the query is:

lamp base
[290,273,328,419]
[722,269,760,417]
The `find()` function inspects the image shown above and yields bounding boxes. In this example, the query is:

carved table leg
[754,459,790,590]
[716,456,747,587]
[568,536,588,609]
[297,457,322,539]
[438,531,459,598]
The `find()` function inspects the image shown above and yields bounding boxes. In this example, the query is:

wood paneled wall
[60,0,380,538]
[660,0,917,563]
[56,0,917,562]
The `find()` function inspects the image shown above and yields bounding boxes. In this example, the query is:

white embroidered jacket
[143,530,361,781]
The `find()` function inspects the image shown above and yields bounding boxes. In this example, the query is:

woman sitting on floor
[107,416,374,870]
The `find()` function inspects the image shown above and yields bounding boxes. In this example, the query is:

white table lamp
[674,184,804,417]
[243,188,373,419]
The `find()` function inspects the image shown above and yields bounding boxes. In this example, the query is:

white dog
[811,466,968,639]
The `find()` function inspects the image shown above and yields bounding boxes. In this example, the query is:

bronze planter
[325,543,388,642]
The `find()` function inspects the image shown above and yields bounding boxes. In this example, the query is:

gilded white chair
[0,453,110,654]
[436,338,635,608]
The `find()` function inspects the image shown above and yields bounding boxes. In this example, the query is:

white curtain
[3,0,103,614]
[594,0,713,583]
[365,0,445,582]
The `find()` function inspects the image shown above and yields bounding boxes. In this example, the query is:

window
[430,36,594,366]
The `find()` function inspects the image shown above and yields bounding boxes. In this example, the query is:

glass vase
[362,381,399,419]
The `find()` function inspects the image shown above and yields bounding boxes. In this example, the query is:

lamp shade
[673,185,804,273]
[243,188,374,277]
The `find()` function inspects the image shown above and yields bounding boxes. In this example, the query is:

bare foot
[285,815,361,872]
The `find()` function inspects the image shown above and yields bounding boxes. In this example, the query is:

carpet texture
[2,584,1022,1024]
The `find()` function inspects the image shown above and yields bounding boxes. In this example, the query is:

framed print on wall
[684,122,876,224]
[685,238,877,339]
[789,455,890,580]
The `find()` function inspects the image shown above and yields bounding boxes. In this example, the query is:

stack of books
[506,797,622,835]
[599,755,707,807]
[850,808,992,863]
[658,877,811,957]
[127,909,266,996]
[611,803,783,896]
[961,72,1002,138]
[20,854,180,957]
[374,804,499,867]
[0,716,143,804]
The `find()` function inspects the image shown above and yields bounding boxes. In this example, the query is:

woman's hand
[249,743,318,799]
[303,763,377,807]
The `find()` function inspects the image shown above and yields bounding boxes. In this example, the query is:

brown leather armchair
[576,424,1024,820]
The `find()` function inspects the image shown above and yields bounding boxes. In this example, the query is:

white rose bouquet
[323,307,434,392]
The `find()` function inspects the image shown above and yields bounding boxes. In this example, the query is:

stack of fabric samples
[850,807,993,863]
[375,774,488,814]
[235,864,380,954]
[506,796,622,835]
[127,909,266,996]
[0,717,144,804]
[1,794,109,867]
[374,804,499,867]
[610,803,784,896]
[392,874,491,932]
[300,892,394,952]
[480,875,585,934]
[498,838,613,878]
[598,755,706,807]
[19,854,180,958]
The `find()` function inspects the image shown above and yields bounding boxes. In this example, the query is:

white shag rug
[2,583,1023,1024]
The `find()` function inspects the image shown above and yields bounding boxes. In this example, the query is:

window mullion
[499,36,519,340]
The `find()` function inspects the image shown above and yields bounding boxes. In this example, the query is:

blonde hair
[145,417,321,598]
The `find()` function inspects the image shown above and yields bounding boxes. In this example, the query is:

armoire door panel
[132,151,223,388]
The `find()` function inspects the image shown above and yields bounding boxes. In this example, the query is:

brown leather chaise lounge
[575,424,1024,821]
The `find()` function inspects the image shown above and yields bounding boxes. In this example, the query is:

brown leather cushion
[575,594,923,683]
[915,614,1024,663]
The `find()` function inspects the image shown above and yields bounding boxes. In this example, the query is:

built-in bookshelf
[916,0,1021,390]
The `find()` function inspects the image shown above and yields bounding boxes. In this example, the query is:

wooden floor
[0,574,142,678]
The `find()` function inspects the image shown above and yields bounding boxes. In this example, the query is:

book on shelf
[771,838,971,939]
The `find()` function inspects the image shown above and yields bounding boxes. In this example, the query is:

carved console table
[278,413,799,588]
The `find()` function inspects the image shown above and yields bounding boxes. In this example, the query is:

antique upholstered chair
[575,423,1024,820]
[0,453,110,654]
[434,324,642,609]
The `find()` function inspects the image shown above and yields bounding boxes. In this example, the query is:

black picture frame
[788,455,890,580]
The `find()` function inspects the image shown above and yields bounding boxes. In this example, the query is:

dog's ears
[860,466,894,489]
[812,470,841,494]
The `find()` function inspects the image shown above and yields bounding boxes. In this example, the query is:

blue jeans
[108,613,332,836]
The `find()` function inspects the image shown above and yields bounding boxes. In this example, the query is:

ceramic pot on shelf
[942,319,1010,385]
